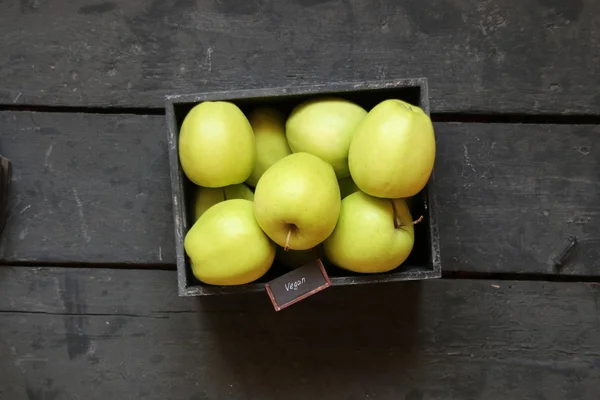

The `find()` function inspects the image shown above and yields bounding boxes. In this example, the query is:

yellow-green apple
[184,199,275,285]
[254,152,341,250]
[349,99,435,198]
[286,97,366,178]
[179,101,255,187]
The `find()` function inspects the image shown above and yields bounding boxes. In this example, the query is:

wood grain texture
[1,267,599,399]
[0,111,173,265]
[2,112,599,275]
[1,0,599,113]
[0,112,600,276]
[436,122,600,275]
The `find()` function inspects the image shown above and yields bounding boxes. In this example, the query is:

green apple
[184,199,275,286]
[323,191,415,273]
[179,101,255,187]
[245,107,292,187]
[254,152,341,250]
[338,176,359,199]
[193,183,254,222]
[286,97,367,178]
[348,99,436,198]
[275,245,325,270]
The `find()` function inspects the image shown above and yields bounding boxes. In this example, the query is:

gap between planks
[2,262,600,284]
[2,104,600,125]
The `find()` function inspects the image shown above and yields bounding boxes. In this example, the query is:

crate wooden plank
[1,266,599,399]
[1,0,599,113]
[1,112,599,275]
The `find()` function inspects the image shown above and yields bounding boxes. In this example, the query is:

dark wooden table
[1,1,599,399]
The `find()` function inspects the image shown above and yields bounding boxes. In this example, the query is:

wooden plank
[436,122,600,275]
[0,111,174,265]
[436,123,600,275]
[1,267,600,399]
[2,112,599,275]
[1,0,600,113]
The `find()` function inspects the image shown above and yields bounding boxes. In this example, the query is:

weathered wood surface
[436,122,600,276]
[0,111,174,265]
[2,112,599,275]
[0,267,599,399]
[1,0,599,114]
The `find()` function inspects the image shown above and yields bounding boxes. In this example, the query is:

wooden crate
[165,78,441,296]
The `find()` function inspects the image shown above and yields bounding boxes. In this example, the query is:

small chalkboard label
[265,259,331,311]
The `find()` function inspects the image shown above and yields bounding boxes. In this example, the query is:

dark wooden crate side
[165,79,441,296]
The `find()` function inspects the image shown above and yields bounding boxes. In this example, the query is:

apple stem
[222,188,227,200]
[284,229,292,251]
[409,215,424,226]
[391,200,424,228]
